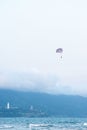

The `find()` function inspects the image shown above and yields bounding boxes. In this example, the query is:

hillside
[0,89,87,117]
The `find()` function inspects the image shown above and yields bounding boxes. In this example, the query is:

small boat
[29,123,53,129]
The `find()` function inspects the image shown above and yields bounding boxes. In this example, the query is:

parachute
[56,48,63,53]
[56,48,63,59]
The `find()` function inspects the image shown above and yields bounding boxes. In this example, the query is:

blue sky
[0,0,87,96]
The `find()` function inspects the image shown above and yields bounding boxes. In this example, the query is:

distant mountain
[0,89,87,117]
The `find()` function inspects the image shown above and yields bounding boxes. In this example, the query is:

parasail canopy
[56,48,63,53]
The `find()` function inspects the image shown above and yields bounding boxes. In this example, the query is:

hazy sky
[0,0,87,96]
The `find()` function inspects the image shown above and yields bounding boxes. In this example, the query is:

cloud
[0,69,64,93]
[0,68,86,96]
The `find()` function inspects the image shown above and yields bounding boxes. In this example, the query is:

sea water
[0,117,87,130]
